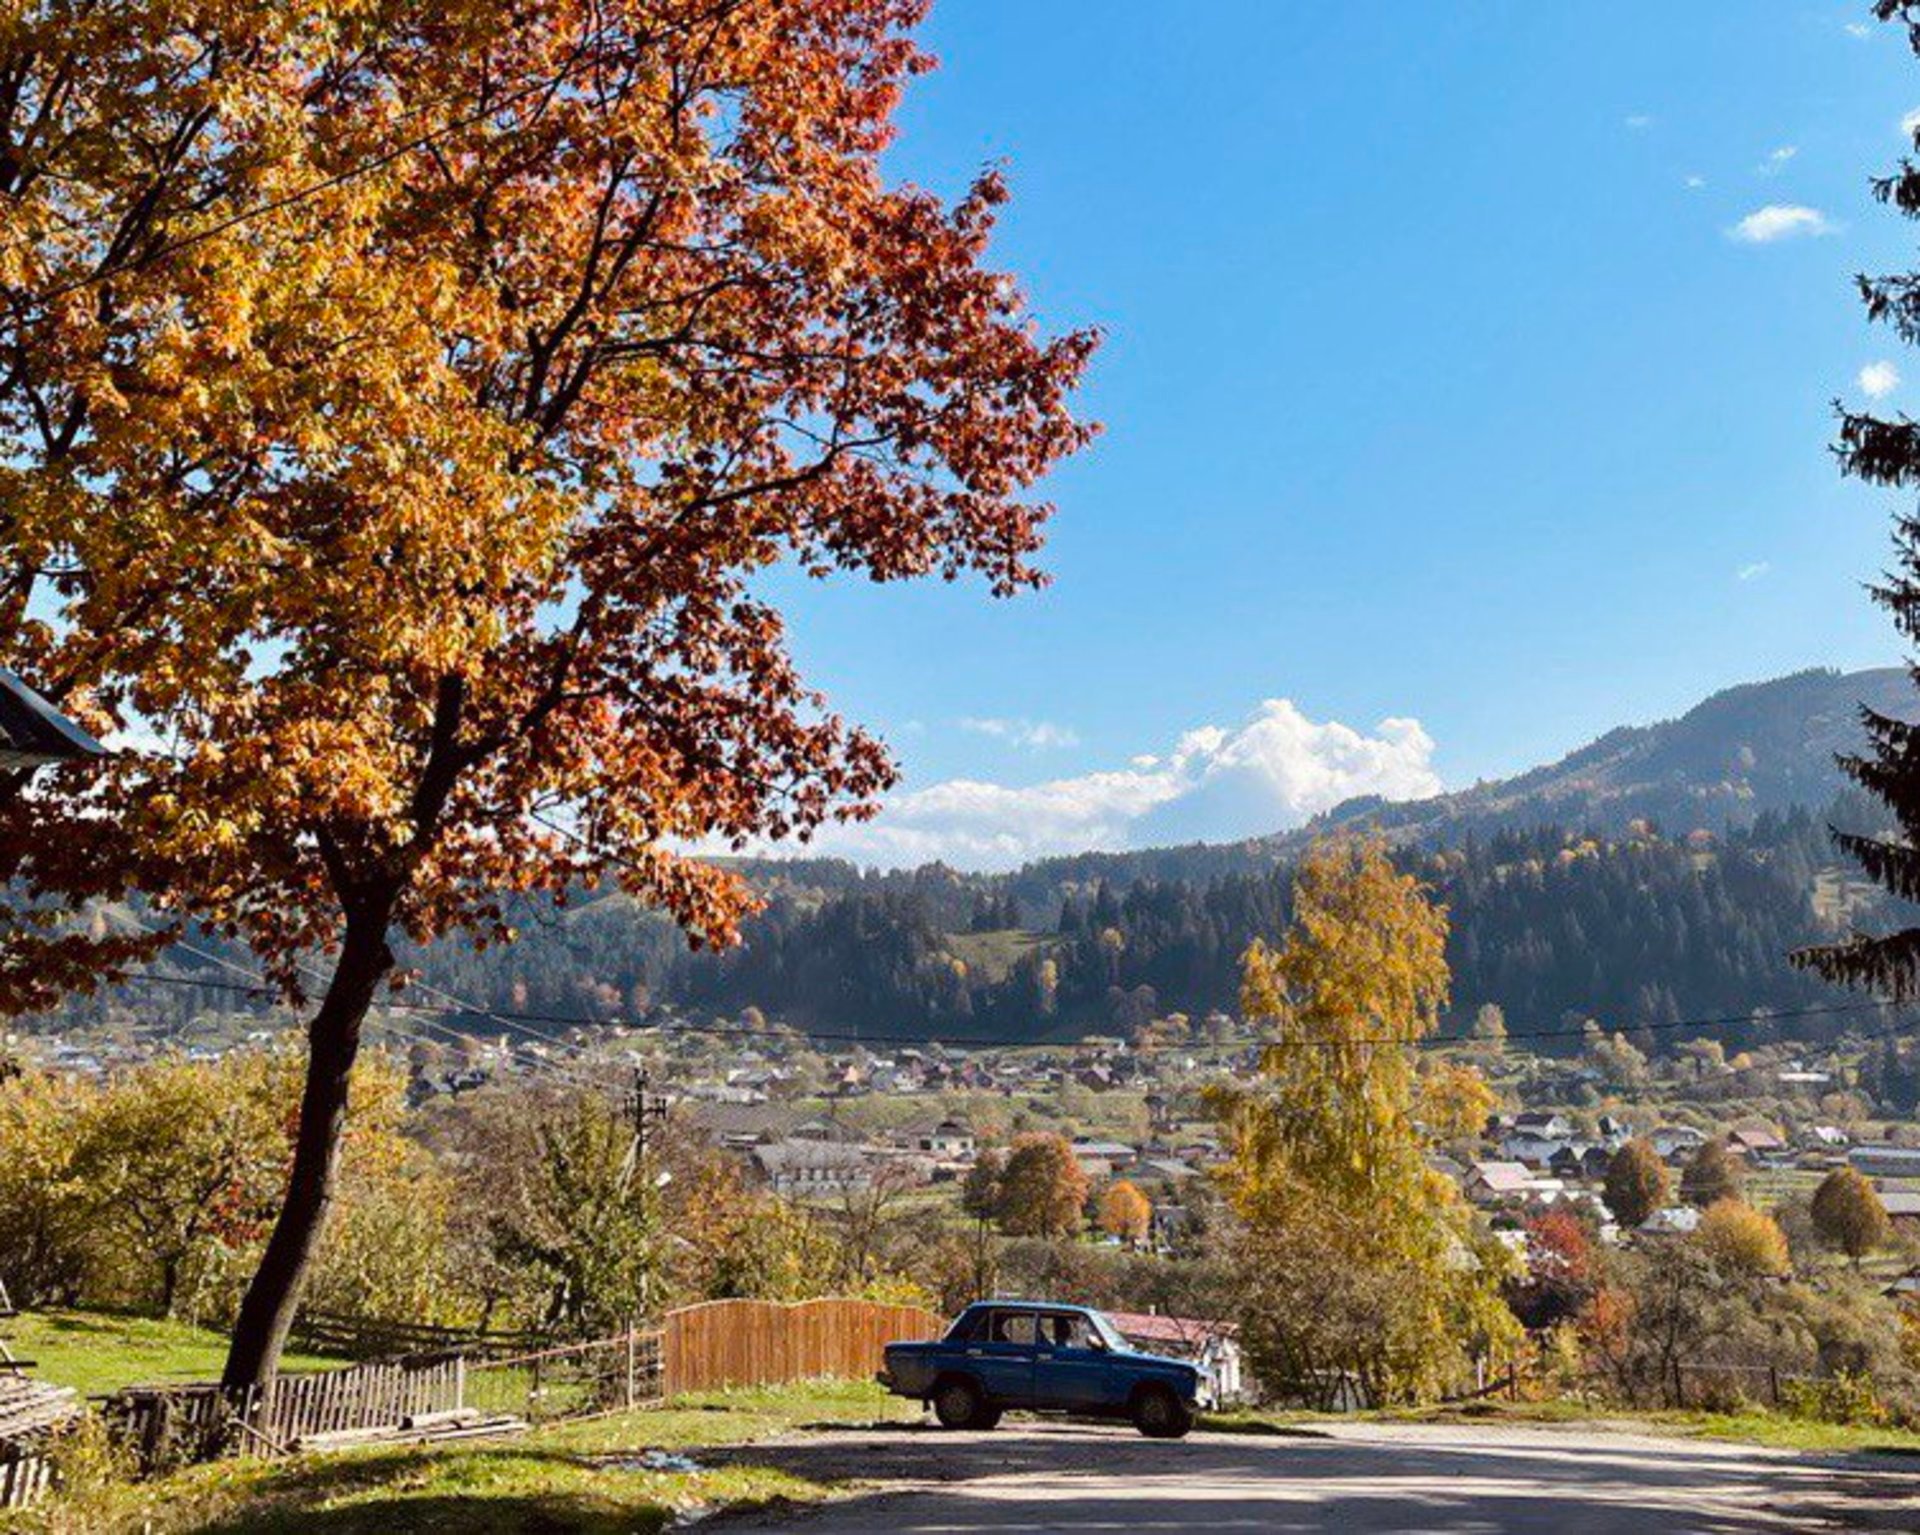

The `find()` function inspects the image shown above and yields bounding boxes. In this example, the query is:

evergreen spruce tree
[1794,9,1920,999]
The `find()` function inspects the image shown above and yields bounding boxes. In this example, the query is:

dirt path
[703,1418,1920,1533]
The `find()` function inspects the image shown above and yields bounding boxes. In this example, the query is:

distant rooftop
[0,668,106,770]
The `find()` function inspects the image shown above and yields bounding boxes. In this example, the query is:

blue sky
[773,3,1920,868]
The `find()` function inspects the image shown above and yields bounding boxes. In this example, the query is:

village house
[1850,1145,1920,1180]
[1637,1206,1702,1238]
[748,1140,892,1196]
[1727,1127,1786,1164]
[1499,1130,1567,1169]
[1650,1125,1707,1161]
[1106,1312,1245,1404]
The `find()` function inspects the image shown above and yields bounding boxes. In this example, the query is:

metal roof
[0,668,106,770]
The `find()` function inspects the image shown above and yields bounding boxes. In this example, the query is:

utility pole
[626,1066,668,1163]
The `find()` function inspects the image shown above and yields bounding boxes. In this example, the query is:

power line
[116,966,1913,1057]
[102,913,616,1094]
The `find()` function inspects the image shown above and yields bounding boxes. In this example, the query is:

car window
[989,1310,1038,1346]
[1040,1312,1097,1349]
[945,1308,985,1343]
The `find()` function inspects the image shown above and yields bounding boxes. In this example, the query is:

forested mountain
[43,668,1917,1052]
[1298,666,1913,849]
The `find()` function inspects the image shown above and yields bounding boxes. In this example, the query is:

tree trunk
[222,898,395,1390]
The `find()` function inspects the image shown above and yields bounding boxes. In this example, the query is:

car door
[1034,1311,1115,1411]
[963,1307,1037,1406]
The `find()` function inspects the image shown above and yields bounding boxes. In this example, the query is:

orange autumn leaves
[3,0,1098,979]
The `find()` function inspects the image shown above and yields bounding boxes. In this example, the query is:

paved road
[705,1420,1920,1534]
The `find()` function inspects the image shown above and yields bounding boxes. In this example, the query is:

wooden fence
[0,1372,78,1510]
[662,1297,942,1397]
[290,1309,543,1362]
[102,1297,933,1472]
[107,1356,470,1465]
[0,1445,54,1512]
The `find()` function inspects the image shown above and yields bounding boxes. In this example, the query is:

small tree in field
[1097,1180,1151,1248]
[2,1,1094,1389]
[1811,1168,1890,1266]
[994,1134,1088,1240]
[1694,1199,1789,1278]
[1679,1138,1743,1210]
[1603,1139,1670,1230]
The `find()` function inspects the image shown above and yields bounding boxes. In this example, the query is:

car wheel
[976,1406,1003,1430]
[1132,1385,1193,1440]
[933,1377,988,1430]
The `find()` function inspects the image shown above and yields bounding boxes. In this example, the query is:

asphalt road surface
[706,1419,1920,1534]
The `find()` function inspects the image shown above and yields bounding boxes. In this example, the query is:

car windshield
[1086,1310,1128,1351]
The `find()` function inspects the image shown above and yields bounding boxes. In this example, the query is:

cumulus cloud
[1860,360,1901,398]
[1847,21,1874,37]
[1624,114,1654,130]
[1903,108,1920,139]
[957,716,1080,751]
[1728,204,1834,243]
[804,700,1443,869]
[1736,561,1771,583]
[1684,174,1707,190]
[1758,145,1797,175]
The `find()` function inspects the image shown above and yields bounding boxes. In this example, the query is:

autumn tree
[1811,1167,1891,1265]
[70,1052,294,1317]
[994,1133,1088,1240]
[1212,837,1519,1406]
[1097,1179,1151,1249]
[1504,1208,1597,1330]
[1602,1139,1670,1230]
[3,0,1093,1389]
[1792,2,1920,998]
[1679,1138,1743,1210]
[488,1087,664,1336]
[1417,1058,1497,1145]
[1694,1199,1790,1279]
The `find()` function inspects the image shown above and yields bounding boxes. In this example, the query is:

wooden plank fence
[662,1298,942,1397]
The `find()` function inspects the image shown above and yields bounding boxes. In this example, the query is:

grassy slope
[6,1312,333,1398]
[7,1381,919,1534]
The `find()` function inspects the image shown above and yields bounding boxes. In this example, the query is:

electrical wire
[116,966,1913,1057]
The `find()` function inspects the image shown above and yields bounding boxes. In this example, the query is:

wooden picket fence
[662,1297,942,1397]
[0,1445,54,1512]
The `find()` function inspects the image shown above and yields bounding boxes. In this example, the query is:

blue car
[878,1300,1207,1438]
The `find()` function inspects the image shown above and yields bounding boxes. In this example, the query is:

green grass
[4,1311,334,1398]
[941,929,1061,985]
[4,1380,918,1534]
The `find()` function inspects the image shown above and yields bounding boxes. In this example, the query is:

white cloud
[1736,561,1771,583]
[1904,108,1920,139]
[1728,204,1834,242]
[957,716,1080,751]
[1847,21,1874,38]
[1758,145,1798,175]
[1624,113,1654,131]
[1860,360,1902,398]
[1684,174,1707,190]
[802,700,1443,869]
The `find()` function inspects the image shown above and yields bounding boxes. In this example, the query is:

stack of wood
[0,1374,78,1440]
[289,1406,527,1454]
